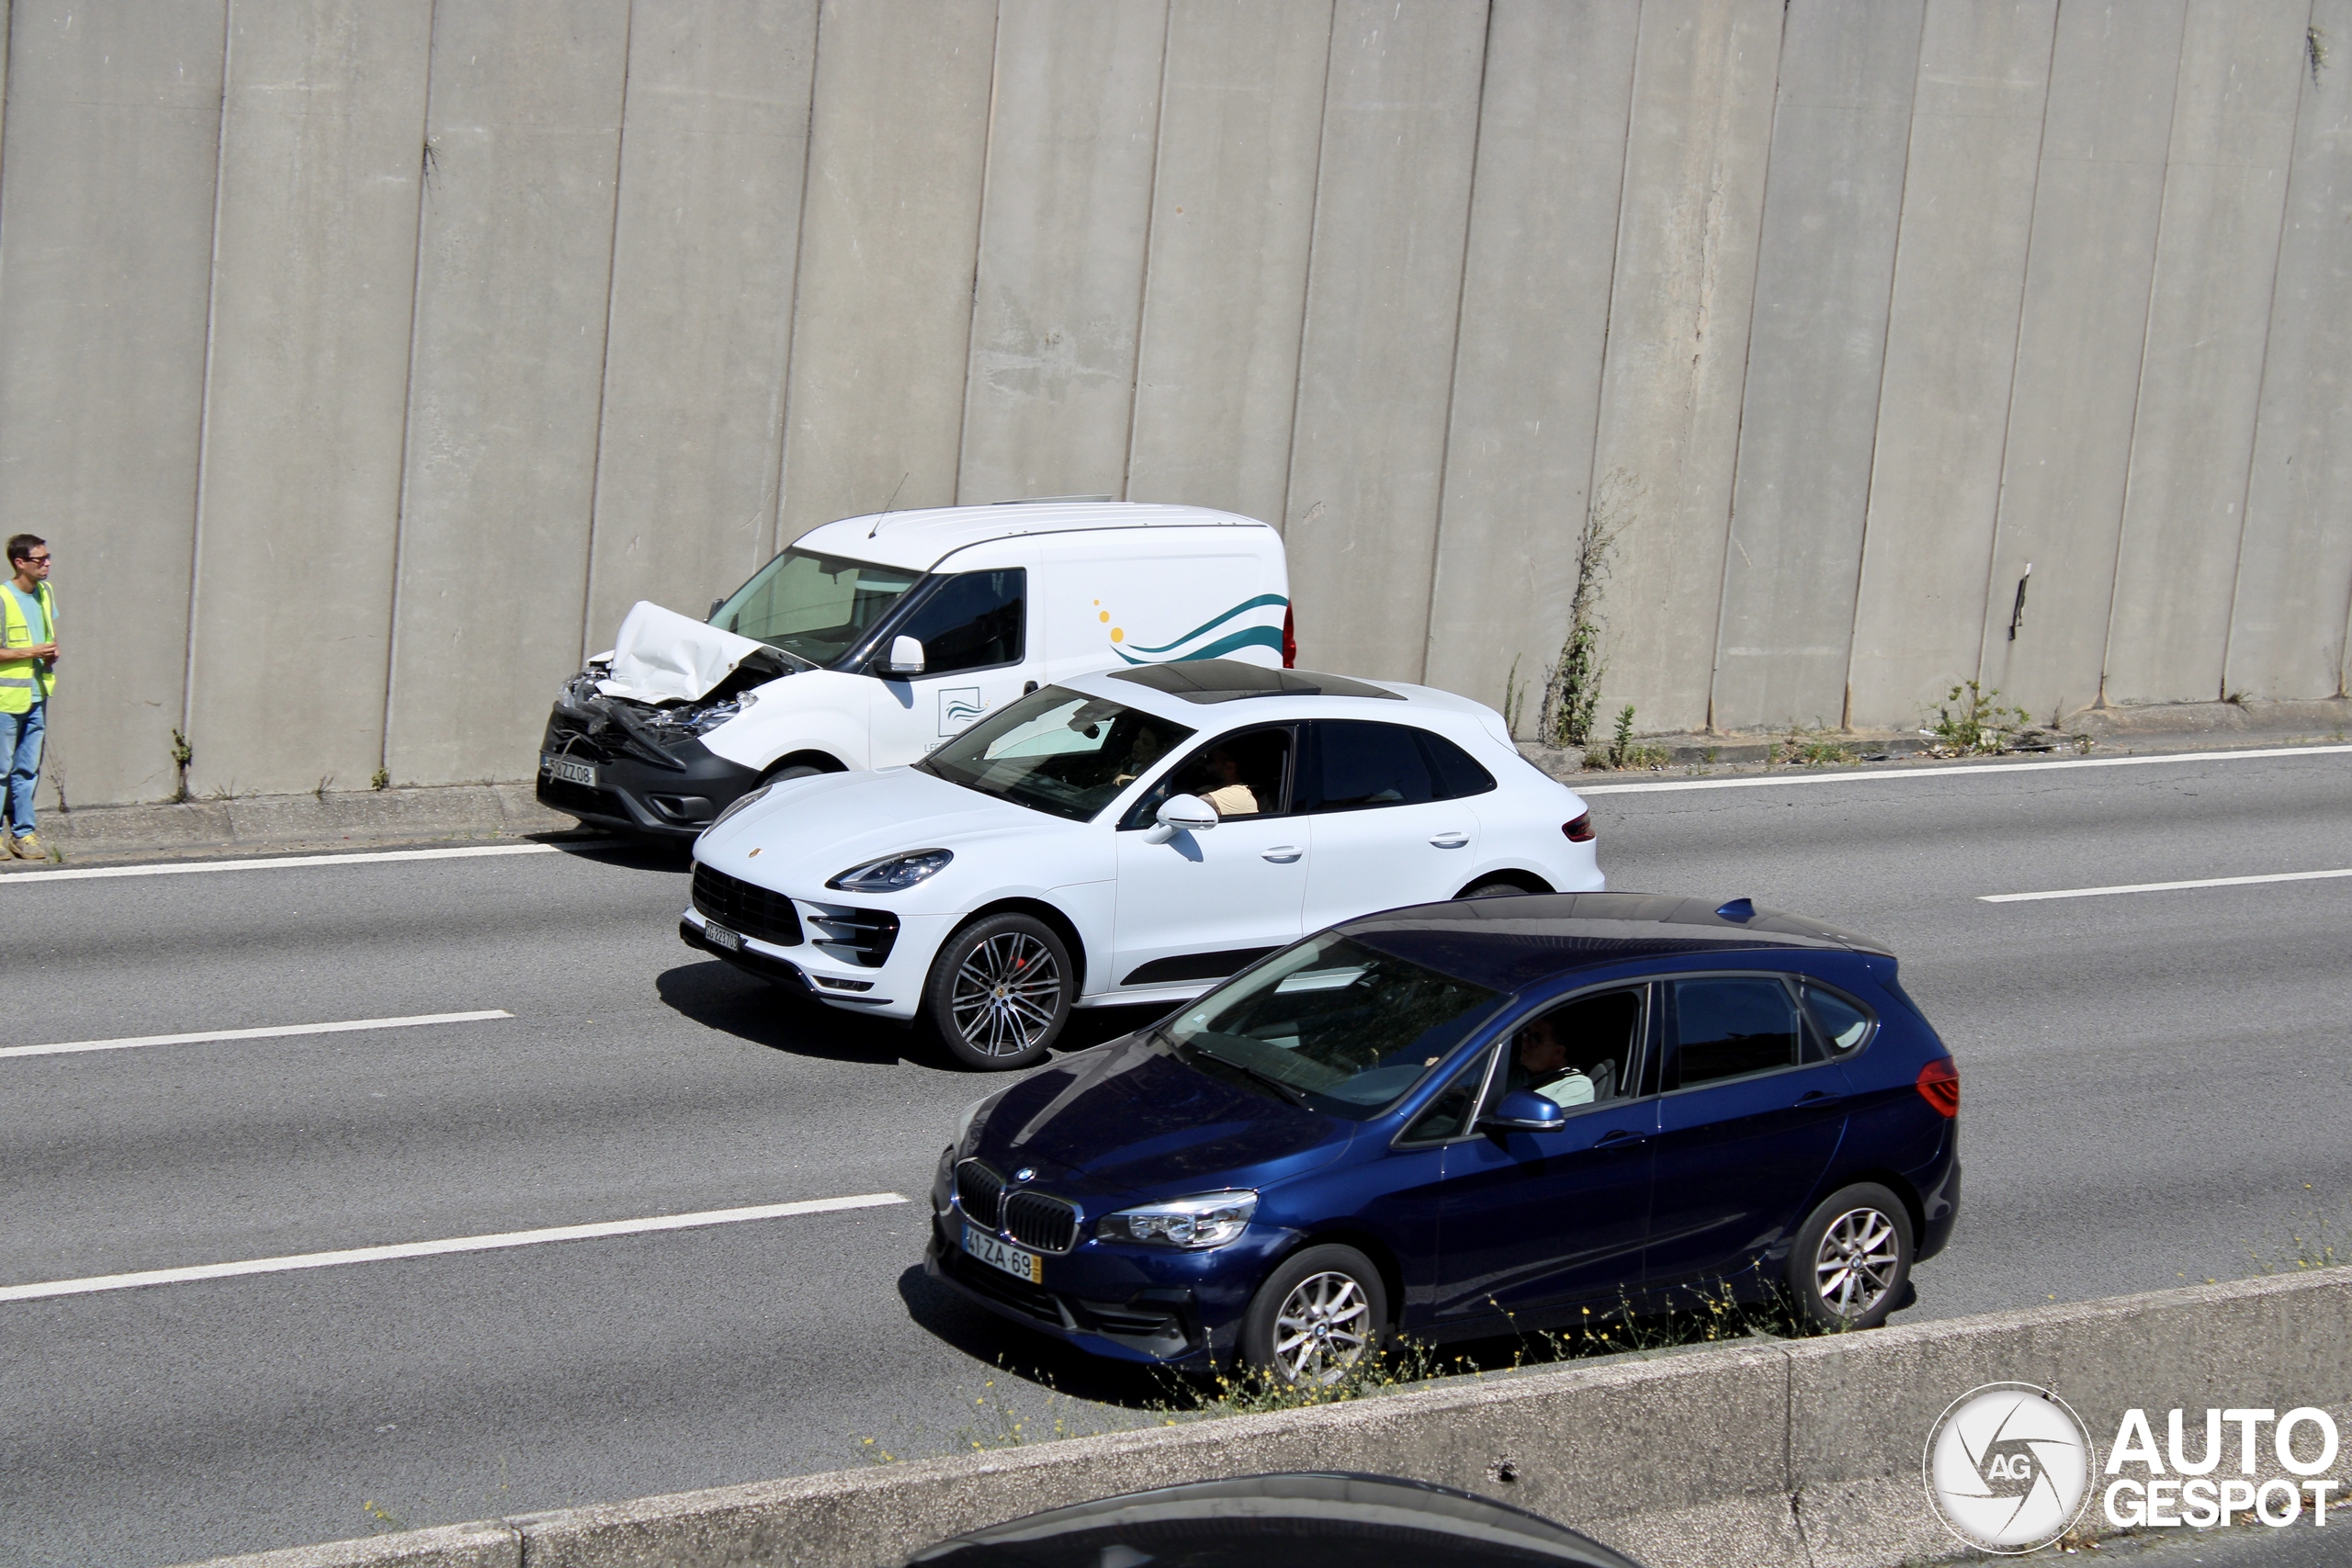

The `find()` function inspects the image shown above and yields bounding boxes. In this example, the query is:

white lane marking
[0,1010,515,1061]
[0,1192,910,1304]
[1980,868,2352,903]
[1576,743,2352,795]
[0,841,560,884]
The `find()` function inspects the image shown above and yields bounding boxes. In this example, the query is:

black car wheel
[922,912,1073,1070]
[1787,1182,1914,1330]
[1239,1244,1388,1386]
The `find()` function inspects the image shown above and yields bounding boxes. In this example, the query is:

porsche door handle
[1429,832,1470,849]
[1261,846,1303,863]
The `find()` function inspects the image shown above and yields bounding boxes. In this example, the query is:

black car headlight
[827,848,953,893]
[1096,1191,1259,1249]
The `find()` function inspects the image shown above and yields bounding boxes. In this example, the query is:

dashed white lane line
[0,1010,515,1061]
[1980,868,2352,903]
[0,1192,910,1304]
[0,841,560,884]
[1577,742,2352,795]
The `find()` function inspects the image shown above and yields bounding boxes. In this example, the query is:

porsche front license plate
[542,753,596,788]
[703,922,743,953]
[963,1224,1044,1284]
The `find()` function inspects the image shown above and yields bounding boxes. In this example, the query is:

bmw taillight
[1562,812,1595,843]
[1281,606,1296,669]
[1916,1058,1959,1117]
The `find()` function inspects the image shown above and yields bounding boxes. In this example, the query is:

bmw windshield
[710,547,920,667]
[1162,934,1502,1120]
[917,685,1194,823]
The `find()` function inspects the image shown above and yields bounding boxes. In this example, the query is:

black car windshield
[917,685,1195,822]
[1163,934,1502,1120]
[710,547,921,667]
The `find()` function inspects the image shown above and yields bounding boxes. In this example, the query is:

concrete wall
[3,0,2346,807]
[178,1267,2352,1568]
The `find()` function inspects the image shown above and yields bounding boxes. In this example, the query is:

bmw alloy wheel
[949,931,1062,1059]
[1813,1205,1900,1318]
[1272,1269,1372,1385]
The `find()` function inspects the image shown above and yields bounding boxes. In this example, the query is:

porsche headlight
[1096,1191,1259,1249]
[827,848,953,893]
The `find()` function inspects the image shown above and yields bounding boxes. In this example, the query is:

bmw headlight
[827,848,953,893]
[1096,1191,1259,1249]
[707,782,773,832]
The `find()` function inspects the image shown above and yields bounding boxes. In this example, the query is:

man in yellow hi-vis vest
[2,534,57,859]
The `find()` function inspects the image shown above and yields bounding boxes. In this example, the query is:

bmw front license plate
[962,1223,1044,1284]
[703,921,743,953]
[542,753,596,788]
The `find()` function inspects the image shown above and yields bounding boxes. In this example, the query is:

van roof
[790,501,1275,573]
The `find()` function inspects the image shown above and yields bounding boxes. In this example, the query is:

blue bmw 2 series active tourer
[925,892,1961,1383]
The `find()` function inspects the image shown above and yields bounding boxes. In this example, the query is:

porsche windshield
[917,686,1194,823]
[710,547,921,667]
[1162,934,1502,1120]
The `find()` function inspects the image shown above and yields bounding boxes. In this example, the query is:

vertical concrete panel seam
[1418,0,1496,686]
[1838,8,1930,731]
[769,0,830,560]
[1704,1,1793,736]
[952,3,1009,506]
[2094,20,2190,706]
[381,0,446,778]
[1273,0,1340,540]
[1579,0,1650,641]
[1119,0,1177,504]
[178,1,235,748]
[1971,2,2064,690]
[2222,0,2321,697]
[577,0,639,666]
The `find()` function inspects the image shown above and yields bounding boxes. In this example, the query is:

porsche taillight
[1562,812,1595,843]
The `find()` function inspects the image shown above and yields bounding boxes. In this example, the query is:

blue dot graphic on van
[1102,594,1289,665]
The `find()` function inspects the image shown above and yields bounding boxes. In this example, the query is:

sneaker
[9,832,41,859]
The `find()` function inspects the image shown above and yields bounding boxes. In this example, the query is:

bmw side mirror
[1145,794,1219,844]
[1480,1089,1566,1133]
[884,635,927,676]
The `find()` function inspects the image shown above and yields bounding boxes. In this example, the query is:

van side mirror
[708,598,727,621]
[1480,1089,1565,1133]
[1144,794,1218,844]
[884,635,926,676]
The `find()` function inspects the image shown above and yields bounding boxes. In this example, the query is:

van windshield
[712,548,921,667]
[917,685,1194,823]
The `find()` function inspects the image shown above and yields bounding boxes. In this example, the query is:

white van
[537,500,1292,840]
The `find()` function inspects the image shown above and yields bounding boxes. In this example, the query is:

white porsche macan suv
[680,660,1604,1068]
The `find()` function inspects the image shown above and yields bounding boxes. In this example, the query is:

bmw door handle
[1795,1089,1844,1108]
[1429,832,1470,849]
[1595,1127,1648,1147]
[1261,846,1303,863]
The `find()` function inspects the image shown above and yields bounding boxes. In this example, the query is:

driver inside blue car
[1510,1013,1614,1107]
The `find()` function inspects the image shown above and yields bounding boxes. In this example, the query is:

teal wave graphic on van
[1107,593,1288,666]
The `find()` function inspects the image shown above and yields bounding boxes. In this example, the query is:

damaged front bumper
[537,672,763,840]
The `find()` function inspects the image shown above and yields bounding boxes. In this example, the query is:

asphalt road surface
[4,745,2347,1567]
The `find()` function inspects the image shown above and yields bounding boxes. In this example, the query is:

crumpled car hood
[596,601,774,704]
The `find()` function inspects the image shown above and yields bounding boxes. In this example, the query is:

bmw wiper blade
[1182,1043,1311,1111]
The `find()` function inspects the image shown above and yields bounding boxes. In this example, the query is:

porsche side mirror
[1145,794,1219,844]
[1480,1089,1566,1133]
[884,635,926,676]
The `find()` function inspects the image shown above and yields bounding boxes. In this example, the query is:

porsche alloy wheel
[923,913,1073,1070]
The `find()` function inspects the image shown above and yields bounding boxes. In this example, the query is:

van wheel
[922,912,1072,1070]
[760,761,822,785]
[1239,1245,1387,1385]
[1787,1183,1914,1330]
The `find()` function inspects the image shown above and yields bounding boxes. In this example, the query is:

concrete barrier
[177,1268,2352,1568]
